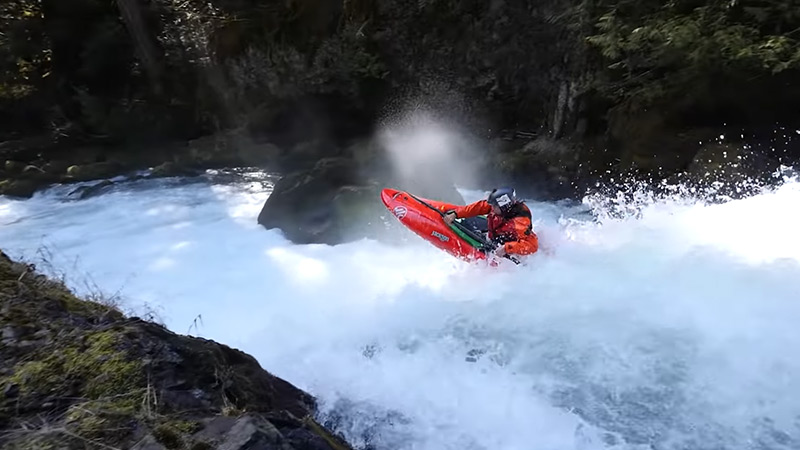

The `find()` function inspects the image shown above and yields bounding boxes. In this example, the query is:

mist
[375,107,488,203]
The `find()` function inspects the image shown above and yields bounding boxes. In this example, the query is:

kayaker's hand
[494,245,507,258]
[443,212,456,224]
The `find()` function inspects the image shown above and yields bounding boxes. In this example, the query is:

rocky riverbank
[0,128,310,199]
[0,249,352,450]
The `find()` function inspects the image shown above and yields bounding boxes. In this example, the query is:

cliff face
[0,250,351,450]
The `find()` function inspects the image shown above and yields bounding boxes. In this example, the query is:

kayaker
[443,187,539,257]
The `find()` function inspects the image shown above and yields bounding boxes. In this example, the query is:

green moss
[9,361,51,392]
[61,399,140,445]
[153,423,184,449]
[11,329,143,400]
[2,434,61,450]
[6,327,145,445]
[9,330,144,441]
[81,330,144,398]
[172,420,203,434]
[0,264,23,291]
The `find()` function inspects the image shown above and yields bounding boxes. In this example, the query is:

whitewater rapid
[1,169,799,450]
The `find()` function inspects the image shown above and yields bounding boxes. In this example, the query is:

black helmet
[487,187,516,208]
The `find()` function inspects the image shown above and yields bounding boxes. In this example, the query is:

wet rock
[1,326,19,341]
[68,180,115,200]
[193,413,346,450]
[216,414,283,449]
[149,162,202,178]
[257,157,387,244]
[183,131,243,167]
[65,162,124,182]
[22,164,44,175]
[13,164,60,189]
[42,160,71,175]
[3,383,19,399]
[257,145,471,245]
[0,179,41,198]
[4,160,26,173]
[280,139,341,171]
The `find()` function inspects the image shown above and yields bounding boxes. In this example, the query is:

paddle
[406,192,521,265]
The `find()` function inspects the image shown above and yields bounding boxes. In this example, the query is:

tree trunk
[115,0,163,95]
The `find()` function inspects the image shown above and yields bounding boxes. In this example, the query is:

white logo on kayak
[431,231,450,242]
[393,206,407,219]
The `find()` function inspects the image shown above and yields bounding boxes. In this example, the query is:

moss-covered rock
[0,179,42,198]
[41,160,71,176]
[4,160,26,174]
[0,250,353,450]
[149,162,202,179]
[65,162,125,182]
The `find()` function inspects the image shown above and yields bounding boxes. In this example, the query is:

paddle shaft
[406,193,521,265]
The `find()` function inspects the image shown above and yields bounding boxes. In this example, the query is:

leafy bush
[585,0,800,105]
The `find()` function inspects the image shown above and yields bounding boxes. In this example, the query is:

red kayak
[380,188,495,263]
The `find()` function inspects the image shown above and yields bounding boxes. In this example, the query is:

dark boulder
[65,162,125,182]
[0,179,43,198]
[67,179,116,200]
[4,160,26,173]
[149,161,204,179]
[257,157,389,244]
[256,146,471,245]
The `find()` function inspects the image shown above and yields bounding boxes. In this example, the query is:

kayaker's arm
[451,200,492,219]
[503,239,538,256]
[443,200,491,224]
[501,217,539,255]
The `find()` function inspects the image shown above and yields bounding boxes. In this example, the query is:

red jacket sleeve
[452,200,492,218]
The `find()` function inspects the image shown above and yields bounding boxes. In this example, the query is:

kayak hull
[381,188,488,262]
